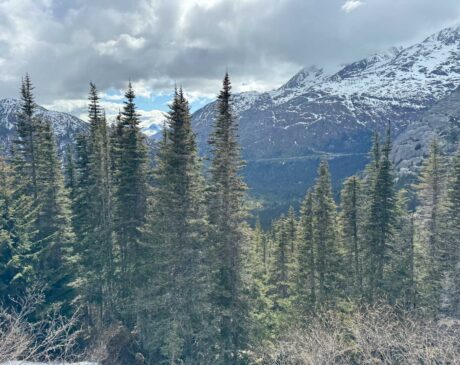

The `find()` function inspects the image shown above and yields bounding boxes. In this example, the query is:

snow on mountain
[138,109,166,137]
[392,86,460,180]
[269,65,334,105]
[195,22,460,154]
[0,98,87,152]
[192,23,460,219]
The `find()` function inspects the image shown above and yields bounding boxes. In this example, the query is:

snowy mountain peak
[192,22,460,208]
[281,66,327,90]
[0,98,87,151]
[423,23,460,45]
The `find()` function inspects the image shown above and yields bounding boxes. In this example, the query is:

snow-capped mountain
[192,22,460,218]
[0,98,87,153]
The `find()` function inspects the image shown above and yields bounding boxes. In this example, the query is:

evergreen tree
[269,215,292,308]
[312,160,340,307]
[13,74,39,198]
[143,88,210,364]
[339,176,363,299]
[253,219,269,272]
[414,139,445,313]
[442,146,460,316]
[0,157,34,303]
[64,145,76,201]
[285,206,297,255]
[387,191,416,308]
[11,76,76,315]
[247,220,273,349]
[33,117,76,314]
[364,127,396,301]
[207,73,250,365]
[295,191,316,314]
[112,82,148,322]
[77,84,115,328]
[72,133,91,262]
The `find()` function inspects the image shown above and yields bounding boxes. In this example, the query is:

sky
[0,0,460,126]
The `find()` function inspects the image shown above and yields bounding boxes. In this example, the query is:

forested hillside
[2,74,460,364]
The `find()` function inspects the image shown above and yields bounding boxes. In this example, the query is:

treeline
[0,73,460,364]
[254,132,460,329]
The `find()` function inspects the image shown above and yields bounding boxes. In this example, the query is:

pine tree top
[88,82,103,126]
[121,82,141,128]
[20,74,35,118]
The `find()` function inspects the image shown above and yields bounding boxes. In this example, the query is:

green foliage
[111,83,149,323]
[442,145,460,316]
[413,139,446,313]
[2,75,460,363]
[294,191,315,315]
[363,128,397,301]
[0,157,34,302]
[142,88,211,364]
[207,74,250,365]
[312,161,341,307]
[339,176,363,299]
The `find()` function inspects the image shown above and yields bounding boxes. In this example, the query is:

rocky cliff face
[393,87,460,181]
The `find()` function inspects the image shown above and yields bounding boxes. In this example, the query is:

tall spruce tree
[388,191,416,308]
[13,74,39,198]
[286,206,297,255]
[12,76,76,315]
[312,160,340,307]
[364,127,396,301]
[442,146,460,316]
[33,117,76,314]
[64,145,76,200]
[295,191,316,314]
[0,156,34,303]
[143,88,210,364]
[247,220,273,350]
[414,139,445,313]
[339,176,363,299]
[75,84,115,327]
[207,73,250,365]
[112,82,148,322]
[72,133,91,260]
[269,215,292,308]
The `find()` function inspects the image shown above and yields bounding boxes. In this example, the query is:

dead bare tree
[254,305,460,365]
[0,287,81,363]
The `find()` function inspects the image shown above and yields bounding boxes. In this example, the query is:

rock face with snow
[0,98,87,153]
[192,23,460,219]
[392,87,460,180]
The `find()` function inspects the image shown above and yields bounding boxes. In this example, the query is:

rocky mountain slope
[193,23,460,221]
[0,98,87,153]
[393,87,460,180]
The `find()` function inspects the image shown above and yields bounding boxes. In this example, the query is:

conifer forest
[1,70,460,364]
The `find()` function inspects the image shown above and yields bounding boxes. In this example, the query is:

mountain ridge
[0,98,87,153]
[192,22,460,220]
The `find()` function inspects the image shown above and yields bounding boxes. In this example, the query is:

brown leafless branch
[255,305,460,364]
[0,287,82,363]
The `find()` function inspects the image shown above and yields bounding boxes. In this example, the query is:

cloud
[45,97,166,137]
[0,0,459,115]
[98,34,146,56]
[341,0,364,13]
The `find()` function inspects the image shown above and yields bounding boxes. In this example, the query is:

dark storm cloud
[0,0,459,108]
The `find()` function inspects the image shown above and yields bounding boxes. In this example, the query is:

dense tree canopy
[1,74,460,364]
